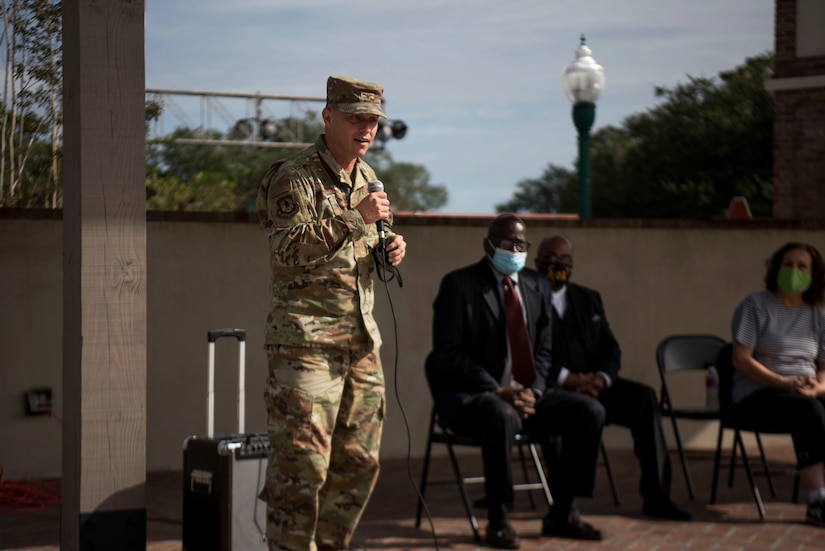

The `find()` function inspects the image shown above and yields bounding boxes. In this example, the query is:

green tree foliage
[147,127,297,212]
[146,172,241,212]
[1,0,62,208]
[365,148,447,212]
[148,115,448,213]
[0,1,442,213]
[498,53,774,218]
[496,164,577,214]
[147,111,325,212]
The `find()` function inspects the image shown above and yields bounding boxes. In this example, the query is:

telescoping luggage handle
[206,328,246,438]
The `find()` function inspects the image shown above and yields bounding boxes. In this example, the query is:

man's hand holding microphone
[356,180,407,267]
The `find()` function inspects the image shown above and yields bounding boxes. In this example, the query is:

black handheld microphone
[367,179,402,287]
[367,180,386,247]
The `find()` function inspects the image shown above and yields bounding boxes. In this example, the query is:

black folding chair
[710,343,800,519]
[656,334,728,499]
[414,406,552,542]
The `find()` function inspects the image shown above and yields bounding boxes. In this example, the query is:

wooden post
[61,1,147,549]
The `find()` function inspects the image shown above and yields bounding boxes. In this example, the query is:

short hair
[764,242,825,305]
[487,213,524,239]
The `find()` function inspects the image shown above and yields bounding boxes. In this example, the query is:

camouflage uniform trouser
[262,344,385,551]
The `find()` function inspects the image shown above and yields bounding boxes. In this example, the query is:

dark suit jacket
[550,282,621,383]
[426,258,553,396]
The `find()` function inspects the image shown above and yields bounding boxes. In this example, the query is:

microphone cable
[376,247,440,550]
[372,240,403,287]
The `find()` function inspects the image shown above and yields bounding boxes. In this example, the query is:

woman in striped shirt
[731,241,825,528]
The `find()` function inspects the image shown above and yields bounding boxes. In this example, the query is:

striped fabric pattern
[731,290,825,403]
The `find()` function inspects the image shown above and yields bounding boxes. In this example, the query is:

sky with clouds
[145,0,775,214]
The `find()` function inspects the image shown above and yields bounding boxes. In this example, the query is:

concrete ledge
[3,207,825,230]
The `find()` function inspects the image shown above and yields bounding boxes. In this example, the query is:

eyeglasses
[491,237,531,253]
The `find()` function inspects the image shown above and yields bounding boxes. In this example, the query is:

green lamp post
[563,35,605,219]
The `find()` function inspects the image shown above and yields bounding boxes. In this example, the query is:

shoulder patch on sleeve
[274,192,299,218]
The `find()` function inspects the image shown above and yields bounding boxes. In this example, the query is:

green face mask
[777,268,812,294]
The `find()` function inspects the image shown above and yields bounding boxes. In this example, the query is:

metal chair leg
[727,428,800,505]
[709,422,725,504]
[792,471,800,503]
[754,432,777,498]
[669,413,695,499]
[443,437,481,541]
[600,442,620,506]
[726,429,739,488]
[735,430,765,519]
[516,442,537,509]
[414,413,436,529]
[527,443,553,507]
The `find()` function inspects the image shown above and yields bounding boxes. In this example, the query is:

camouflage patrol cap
[326,75,387,118]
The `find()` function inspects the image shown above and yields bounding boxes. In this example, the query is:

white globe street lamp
[562,35,605,219]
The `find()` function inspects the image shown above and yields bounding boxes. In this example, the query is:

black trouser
[434,388,604,518]
[734,388,825,469]
[599,377,673,501]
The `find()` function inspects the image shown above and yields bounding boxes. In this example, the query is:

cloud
[146,0,774,213]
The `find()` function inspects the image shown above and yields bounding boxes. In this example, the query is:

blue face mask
[490,247,527,275]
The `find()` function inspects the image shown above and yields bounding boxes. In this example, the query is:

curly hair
[764,242,825,306]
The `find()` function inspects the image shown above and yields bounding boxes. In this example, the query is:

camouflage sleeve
[265,166,367,267]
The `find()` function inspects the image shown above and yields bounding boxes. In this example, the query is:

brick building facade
[767,0,825,219]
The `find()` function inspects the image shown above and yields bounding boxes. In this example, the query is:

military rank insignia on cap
[326,75,387,118]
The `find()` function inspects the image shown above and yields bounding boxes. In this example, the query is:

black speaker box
[182,433,270,551]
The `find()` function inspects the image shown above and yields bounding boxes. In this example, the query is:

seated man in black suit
[534,234,691,520]
[426,214,605,549]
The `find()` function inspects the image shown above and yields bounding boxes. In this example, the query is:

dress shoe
[642,497,692,520]
[805,495,825,527]
[485,518,520,549]
[541,515,603,541]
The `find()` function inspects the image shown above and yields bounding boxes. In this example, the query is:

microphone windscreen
[368,180,384,193]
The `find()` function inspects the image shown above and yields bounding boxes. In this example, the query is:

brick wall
[771,0,825,218]
[773,86,825,217]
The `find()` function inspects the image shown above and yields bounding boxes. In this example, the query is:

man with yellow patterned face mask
[534,235,692,521]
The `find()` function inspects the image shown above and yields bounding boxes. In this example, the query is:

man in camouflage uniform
[257,75,407,551]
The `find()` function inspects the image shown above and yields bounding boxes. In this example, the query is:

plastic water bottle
[705,365,720,411]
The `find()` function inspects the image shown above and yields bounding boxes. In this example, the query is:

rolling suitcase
[182,328,270,551]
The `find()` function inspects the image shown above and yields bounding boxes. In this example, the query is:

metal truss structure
[145,88,406,150]
[145,88,325,149]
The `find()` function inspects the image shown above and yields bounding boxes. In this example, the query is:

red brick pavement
[2,448,822,550]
